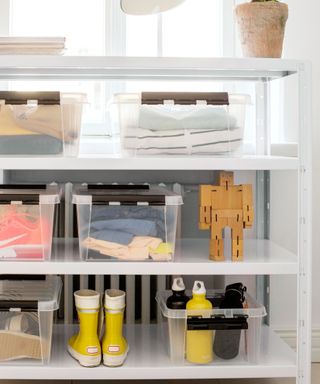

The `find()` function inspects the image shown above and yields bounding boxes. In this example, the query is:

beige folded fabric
[0,105,39,136]
[0,104,63,140]
[0,331,43,361]
[11,105,63,140]
[83,236,164,260]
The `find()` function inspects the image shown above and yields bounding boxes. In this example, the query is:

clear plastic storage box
[0,276,62,364]
[73,184,183,261]
[156,290,267,365]
[113,92,250,156]
[0,91,86,156]
[0,184,60,261]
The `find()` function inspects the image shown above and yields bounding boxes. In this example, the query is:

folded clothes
[0,134,63,155]
[84,236,172,261]
[90,218,157,245]
[90,229,134,246]
[0,103,76,143]
[0,104,63,139]
[124,126,242,155]
[91,206,166,240]
[138,105,237,131]
[11,104,63,140]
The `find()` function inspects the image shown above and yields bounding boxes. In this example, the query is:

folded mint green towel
[138,105,237,131]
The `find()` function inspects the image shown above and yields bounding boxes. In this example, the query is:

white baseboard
[275,328,320,362]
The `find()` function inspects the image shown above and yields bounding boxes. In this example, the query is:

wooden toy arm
[242,185,254,228]
[199,185,212,230]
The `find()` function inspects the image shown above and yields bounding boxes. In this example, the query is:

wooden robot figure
[199,171,254,262]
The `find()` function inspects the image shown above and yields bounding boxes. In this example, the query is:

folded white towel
[124,126,243,155]
[138,104,237,131]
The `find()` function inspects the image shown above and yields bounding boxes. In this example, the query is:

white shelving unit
[0,56,312,384]
[0,239,298,276]
[0,325,296,380]
[0,155,299,171]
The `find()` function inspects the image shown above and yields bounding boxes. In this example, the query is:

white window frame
[0,0,236,142]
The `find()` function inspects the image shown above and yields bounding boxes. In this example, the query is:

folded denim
[90,228,134,245]
[91,206,166,240]
[90,218,157,245]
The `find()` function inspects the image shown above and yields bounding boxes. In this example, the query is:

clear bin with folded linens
[0,91,86,156]
[73,184,183,261]
[113,92,250,156]
[0,184,60,261]
[156,289,267,365]
[0,276,62,365]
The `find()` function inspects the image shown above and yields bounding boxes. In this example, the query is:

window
[126,0,222,57]
[6,0,228,141]
[6,0,273,156]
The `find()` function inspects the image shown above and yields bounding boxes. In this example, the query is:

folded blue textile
[91,206,165,239]
[90,218,158,245]
[90,229,134,245]
[91,218,157,236]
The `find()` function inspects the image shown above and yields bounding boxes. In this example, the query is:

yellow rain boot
[102,289,129,367]
[68,290,101,367]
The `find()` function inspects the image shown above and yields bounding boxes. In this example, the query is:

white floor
[0,364,319,384]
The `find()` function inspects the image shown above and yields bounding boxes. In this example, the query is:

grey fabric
[0,135,63,155]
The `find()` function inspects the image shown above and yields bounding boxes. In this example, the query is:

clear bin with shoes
[73,184,183,261]
[0,276,62,364]
[113,92,250,156]
[156,289,267,365]
[0,184,60,261]
[0,91,86,156]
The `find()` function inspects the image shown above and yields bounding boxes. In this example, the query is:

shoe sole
[0,331,42,361]
[103,347,129,367]
[67,344,101,367]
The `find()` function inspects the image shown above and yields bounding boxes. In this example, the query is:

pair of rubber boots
[68,289,128,367]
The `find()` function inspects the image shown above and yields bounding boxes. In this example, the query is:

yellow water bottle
[186,281,213,364]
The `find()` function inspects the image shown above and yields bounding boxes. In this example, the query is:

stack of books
[0,37,66,54]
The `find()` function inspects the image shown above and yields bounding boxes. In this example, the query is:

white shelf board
[0,239,298,275]
[0,155,299,170]
[0,56,301,81]
[0,324,296,380]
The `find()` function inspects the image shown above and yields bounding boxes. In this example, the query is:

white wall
[267,0,320,354]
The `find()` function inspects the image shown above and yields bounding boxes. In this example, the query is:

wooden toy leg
[230,221,243,262]
[210,237,224,262]
[210,217,227,262]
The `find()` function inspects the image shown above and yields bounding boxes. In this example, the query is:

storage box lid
[72,184,183,206]
[0,276,62,312]
[0,91,61,105]
[0,184,60,204]
[156,290,267,319]
[0,91,87,105]
[113,92,251,105]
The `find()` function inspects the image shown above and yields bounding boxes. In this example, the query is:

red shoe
[0,210,50,260]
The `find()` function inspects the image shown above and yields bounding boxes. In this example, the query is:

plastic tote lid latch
[141,92,229,106]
